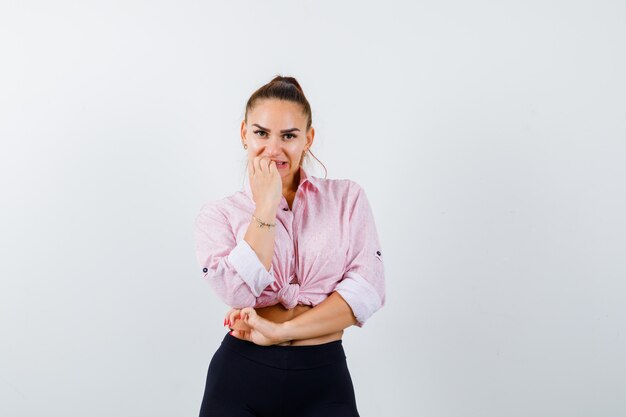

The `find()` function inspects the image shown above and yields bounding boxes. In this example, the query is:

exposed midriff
[256,303,344,346]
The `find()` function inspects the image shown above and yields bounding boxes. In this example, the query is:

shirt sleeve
[194,202,276,308]
[334,182,386,327]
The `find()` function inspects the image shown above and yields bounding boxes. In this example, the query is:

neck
[282,169,300,195]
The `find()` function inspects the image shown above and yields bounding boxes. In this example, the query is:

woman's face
[241,99,314,186]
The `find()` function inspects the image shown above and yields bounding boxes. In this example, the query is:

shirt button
[202,267,208,273]
[282,207,289,211]
[376,251,381,256]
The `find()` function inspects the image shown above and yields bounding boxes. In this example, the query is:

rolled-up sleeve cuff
[227,239,276,297]
[334,271,383,328]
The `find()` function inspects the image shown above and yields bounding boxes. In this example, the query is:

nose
[264,135,283,156]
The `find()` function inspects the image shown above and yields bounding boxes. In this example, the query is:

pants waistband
[220,331,346,370]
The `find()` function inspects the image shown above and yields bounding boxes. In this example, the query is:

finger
[240,307,255,325]
[234,307,252,330]
[225,307,237,322]
[224,309,232,326]
[232,320,251,331]
[226,309,234,326]
[224,309,234,326]
[229,309,241,327]
[268,160,276,174]
[253,155,262,175]
[234,329,249,341]
[233,321,252,331]
[231,310,252,331]
[242,310,276,343]
[256,155,268,173]
[261,155,273,172]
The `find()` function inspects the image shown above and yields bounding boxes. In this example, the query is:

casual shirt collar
[243,166,318,201]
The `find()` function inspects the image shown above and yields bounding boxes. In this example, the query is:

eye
[253,130,296,140]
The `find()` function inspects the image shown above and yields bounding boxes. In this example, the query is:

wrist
[275,320,294,344]
[254,204,278,219]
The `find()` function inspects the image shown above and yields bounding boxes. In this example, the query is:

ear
[240,120,247,142]
[306,126,315,149]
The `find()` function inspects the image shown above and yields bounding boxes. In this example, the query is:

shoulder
[309,176,364,198]
[196,192,240,223]
[196,197,228,226]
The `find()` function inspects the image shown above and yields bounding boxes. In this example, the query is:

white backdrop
[1,1,625,416]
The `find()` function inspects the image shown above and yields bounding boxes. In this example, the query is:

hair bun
[270,75,304,93]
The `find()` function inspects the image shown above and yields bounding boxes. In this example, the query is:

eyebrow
[252,124,300,133]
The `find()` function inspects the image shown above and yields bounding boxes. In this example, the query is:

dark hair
[244,75,327,178]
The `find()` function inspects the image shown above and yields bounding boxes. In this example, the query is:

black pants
[199,331,361,417]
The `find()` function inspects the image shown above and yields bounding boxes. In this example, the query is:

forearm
[279,291,357,342]
[243,203,277,271]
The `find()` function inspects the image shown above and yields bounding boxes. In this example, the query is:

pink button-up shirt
[194,167,385,327]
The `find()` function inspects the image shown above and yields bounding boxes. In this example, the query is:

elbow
[334,271,384,328]
[201,262,258,308]
[224,291,256,309]
[204,273,257,308]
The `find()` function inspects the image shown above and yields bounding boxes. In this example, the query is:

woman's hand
[248,155,282,209]
[224,307,290,346]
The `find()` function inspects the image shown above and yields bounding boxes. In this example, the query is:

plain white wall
[1,1,625,416]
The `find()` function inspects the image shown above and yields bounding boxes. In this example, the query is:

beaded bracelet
[252,214,276,230]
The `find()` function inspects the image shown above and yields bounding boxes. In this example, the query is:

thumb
[240,307,258,326]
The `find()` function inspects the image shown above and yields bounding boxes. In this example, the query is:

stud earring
[243,143,248,150]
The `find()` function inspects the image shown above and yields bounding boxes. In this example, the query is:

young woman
[194,75,386,417]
